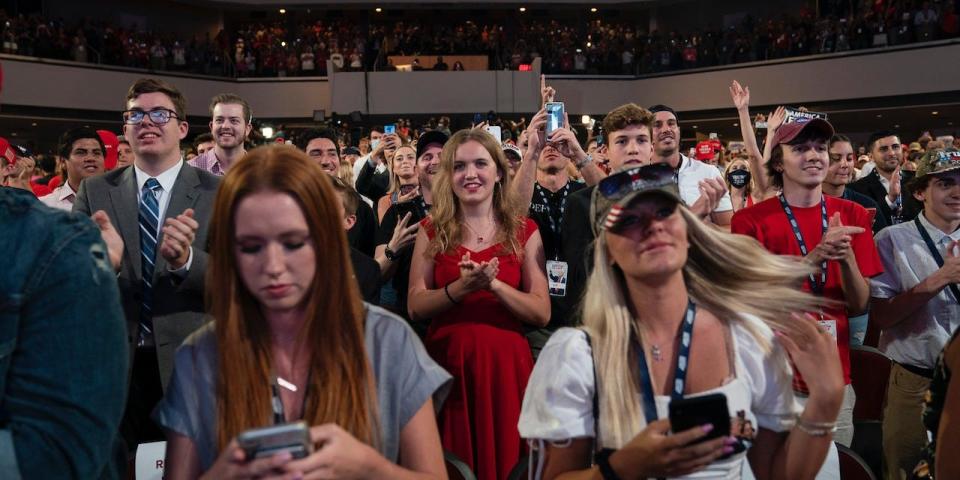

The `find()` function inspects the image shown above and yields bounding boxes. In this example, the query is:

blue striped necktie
[138,178,162,346]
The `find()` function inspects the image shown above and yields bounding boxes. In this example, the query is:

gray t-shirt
[153,304,452,470]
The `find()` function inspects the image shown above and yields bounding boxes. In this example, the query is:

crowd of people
[3,0,959,77]
[2,69,960,480]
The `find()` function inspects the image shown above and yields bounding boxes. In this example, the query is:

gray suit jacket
[74,163,220,391]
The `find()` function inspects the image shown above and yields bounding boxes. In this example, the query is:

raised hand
[729,80,750,112]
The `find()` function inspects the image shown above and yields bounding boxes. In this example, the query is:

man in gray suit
[74,78,220,452]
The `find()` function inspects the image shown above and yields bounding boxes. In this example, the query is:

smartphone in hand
[237,421,313,460]
[668,393,730,444]
[545,102,565,137]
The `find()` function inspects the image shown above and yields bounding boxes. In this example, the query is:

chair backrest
[507,454,529,480]
[444,451,477,480]
[849,345,892,422]
[838,443,878,480]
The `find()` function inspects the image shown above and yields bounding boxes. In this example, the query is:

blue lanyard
[914,217,960,304]
[637,300,697,423]
[778,194,828,295]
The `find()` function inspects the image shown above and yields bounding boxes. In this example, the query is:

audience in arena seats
[4,40,960,478]
[3,0,960,78]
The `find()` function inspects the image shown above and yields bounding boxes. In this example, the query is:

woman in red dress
[409,128,550,479]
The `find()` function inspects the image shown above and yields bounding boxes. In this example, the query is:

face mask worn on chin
[727,169,751,189]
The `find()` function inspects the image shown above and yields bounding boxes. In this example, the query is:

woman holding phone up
[518,163,844,479]
[154,146,451,479]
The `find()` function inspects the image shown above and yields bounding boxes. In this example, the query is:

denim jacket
[0,187,128,478]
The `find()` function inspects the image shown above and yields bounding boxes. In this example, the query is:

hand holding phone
[669,393,730,443]
[237,421,313,460]
[545,102,565,137]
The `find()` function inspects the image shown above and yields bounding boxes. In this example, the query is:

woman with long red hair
[154,145,451,479]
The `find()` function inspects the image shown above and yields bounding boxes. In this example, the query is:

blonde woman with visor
[519,163,844,479]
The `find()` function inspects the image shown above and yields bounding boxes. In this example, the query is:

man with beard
[375,130,446,335]
[822,134,888,234]
[849,130,921,225]
[187,94,252,176]
[297,128,378,257]
[39,128,105,211]
[649,105,732,227]
[514,108,605,357]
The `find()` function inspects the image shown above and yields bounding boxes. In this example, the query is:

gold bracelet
[795,417,837,437]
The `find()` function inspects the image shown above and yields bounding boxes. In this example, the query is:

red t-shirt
[731,195,883,388]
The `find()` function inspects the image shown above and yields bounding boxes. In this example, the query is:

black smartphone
[668,393,730,444]
[473,113,483,125]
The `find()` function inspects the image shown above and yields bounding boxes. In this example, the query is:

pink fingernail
[725,437,738,446]
[723,446,734,454]
[701,423,714,433]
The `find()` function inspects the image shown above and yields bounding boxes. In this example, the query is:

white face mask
[371,139,380,151]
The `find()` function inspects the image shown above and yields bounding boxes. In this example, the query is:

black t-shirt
[348,193,378,257]
[375,197,430,318]
[527,180,587,261]
[555,185,597,327]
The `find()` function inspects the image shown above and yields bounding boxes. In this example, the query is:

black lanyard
[534,182,571,237]
[271,375,309,425]
[637,300,697,423]
[914,217,960,304]
[778,194,828,295]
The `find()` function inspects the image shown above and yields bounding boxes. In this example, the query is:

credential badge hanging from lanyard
[778,194,837,337]
[538,183,572,297]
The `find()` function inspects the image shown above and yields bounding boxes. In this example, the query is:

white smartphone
[485,125,502,145]
[545,102,565,136]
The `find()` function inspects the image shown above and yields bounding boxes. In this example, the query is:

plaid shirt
[187,150,224,176]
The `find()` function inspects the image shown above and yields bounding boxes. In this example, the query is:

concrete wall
[2,41,958,119]
[0,58,330,119]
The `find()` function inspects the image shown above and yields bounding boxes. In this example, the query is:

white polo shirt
[677,154,733,213]
[871,212,960,368]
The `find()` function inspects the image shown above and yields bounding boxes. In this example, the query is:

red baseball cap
[770,119,835,146]
[97,130,119,170]
[0,137,16,165]
[694,141,716,161]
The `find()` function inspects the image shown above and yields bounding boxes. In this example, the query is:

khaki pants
[882,363,931,480]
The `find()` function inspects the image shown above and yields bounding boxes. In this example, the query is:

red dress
[423,217,537,480]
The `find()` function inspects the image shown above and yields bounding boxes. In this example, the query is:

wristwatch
[575,154,593,170]
[384,246,399,261]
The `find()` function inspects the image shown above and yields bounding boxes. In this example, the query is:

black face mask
[727,169,751,189]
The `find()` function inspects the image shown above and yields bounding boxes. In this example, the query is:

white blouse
[518,315,801,479]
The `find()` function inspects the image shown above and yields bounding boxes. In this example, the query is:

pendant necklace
[464,219,495,244]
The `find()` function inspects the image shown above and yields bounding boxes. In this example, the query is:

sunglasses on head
[597,163,677,201]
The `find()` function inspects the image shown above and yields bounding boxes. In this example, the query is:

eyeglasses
[597,163,677,201]
[122,109,180,125]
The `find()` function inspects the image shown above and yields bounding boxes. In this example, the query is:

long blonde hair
[582,206,825,448]
[387,144,417,195]
[208,145,379,451]
[426,129,524,257]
